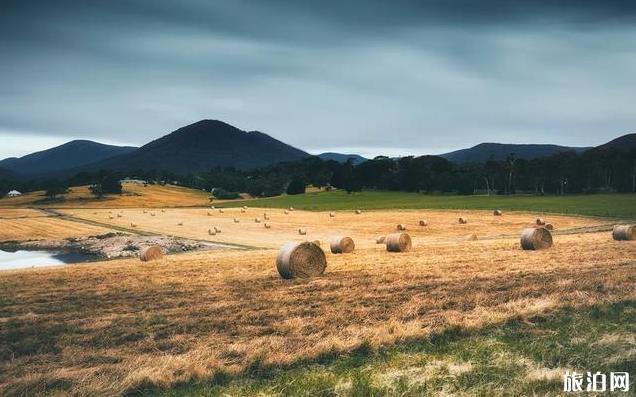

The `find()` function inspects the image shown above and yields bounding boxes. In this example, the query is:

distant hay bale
[139,245,163,262]
[241,208,246,213]
[329,211,335,217]
[264,223,271,229]
[143,209,147,214]
[207,211,213,216]
[177,221,183,226]
[386,233,412,252]
[376,236,386,244]
[208,228,216,236]
[263,213,270,220]
[219,209,224,213]
[419,219,428,226]
[544,223,554,231]
[330,236,355,254]
[161,209,166,213]
[276,241,326,279]
[150,212,156,216]
[284,210,290,215]
[254,217,261,223]
[493,210,503,216]
[242,205,248,210]
[298,228,307,235]
[130,223,137,228]
[520,227,553,250]
[93,211,98,215]
[214,226,222,233]
[233,218,240,223]
[466,233,478,241]
[109,215,114,220]
[289,207,294,211]
[396,223,407,231]
[458,217,468,224]
[612,225,636,241]
[210,206,215,209]
[355,210,362,214]
[536,218,546,226]
[117,213,123,218]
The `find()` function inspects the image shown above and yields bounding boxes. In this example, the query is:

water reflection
[0,249,92,270]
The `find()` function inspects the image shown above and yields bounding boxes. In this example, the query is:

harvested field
[0,215,115,242]
[0,184,212,208]
[59,207,610,249]
[0,231,634,396]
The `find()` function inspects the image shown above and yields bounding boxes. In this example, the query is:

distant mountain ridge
[440,142,591,163]
[596,133,636,151]
[78,120,309,174]
[318,152,367,164]
[0,140,137,175]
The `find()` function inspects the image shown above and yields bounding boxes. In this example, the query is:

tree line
[1,146,634,198]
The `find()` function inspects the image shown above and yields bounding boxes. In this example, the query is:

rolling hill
[596,133,636,151]
[317,152,367,164]
[440,142,590,163]
[83,120,309,173]
[0,140,137,175]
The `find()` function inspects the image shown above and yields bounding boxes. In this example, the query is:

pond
[0,249,93,271]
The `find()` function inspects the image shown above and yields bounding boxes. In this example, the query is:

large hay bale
[276,241,326,279]
[493,210,502,216]
[419,219,428,226]
[536,218,546,226]
[458,217,468,224]
[139,245,163,262]
[612,225,636,241]
[376,236,386,244]
[520,227,553,250]
[386,233,412,252]
[396,223,407,231]
[298,228,307,235]
[330,236,355,254]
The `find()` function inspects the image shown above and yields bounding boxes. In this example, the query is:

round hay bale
[396,223,407,231]
[233,218,240,223]
[612,225,636,241]
[108,215,114,220]
[493,210,502,216]
[419,219,428,226]
[264,223,271,229]
[298,228,307,235]
[210,206,215,209]
[520,227,553,250]
[466,233,478,241]
[139,245,163,262]
[276,241,326,279]
[386,233,412,252]
[177,221,183,226]
[242,205,248,210]
[214,226,222,233]
[376,236,386,244]
[208,228,216,236]
[150,212,156,216]
[263,213,270,220]
[218,209,224,213]
[355,210,362,214]
[255,217,261,223]
[544,223,554,231]
[284,209,290,215]
[161,209,166,213]
[536,218,546,226]
[207,211,213,216]
[240,208,246,213]
[142,209,147,214]
[458,217,468,224]
[117,213,122,218]
[130,223,137,228]
[329,211,335,217]
[330,236,355,254]
[289,207,294,211]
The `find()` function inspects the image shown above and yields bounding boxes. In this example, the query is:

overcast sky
[1,1,635,159]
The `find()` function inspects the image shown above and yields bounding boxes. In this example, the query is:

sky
[1,0,636,160]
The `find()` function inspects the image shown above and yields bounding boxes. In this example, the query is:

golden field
[0,230,634,396]
[0,183,211,208]
[56,207,610,249]
[0,210,114,242]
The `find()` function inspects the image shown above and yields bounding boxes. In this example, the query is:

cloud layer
[1,0,635,158]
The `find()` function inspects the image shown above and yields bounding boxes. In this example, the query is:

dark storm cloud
[1,1,635,158]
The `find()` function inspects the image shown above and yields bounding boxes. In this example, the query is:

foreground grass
[140,301,635,396]
[222,191,636,219]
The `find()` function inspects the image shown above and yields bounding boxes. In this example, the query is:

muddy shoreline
[0,232,230,261]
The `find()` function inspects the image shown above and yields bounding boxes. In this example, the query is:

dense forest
[1,146,635,198]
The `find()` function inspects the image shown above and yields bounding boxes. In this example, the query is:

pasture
[0,186,634,396]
